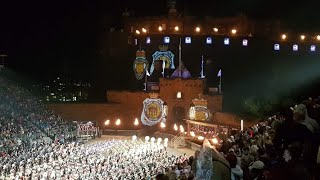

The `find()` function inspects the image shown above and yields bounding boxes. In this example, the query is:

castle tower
[167,0,177,16]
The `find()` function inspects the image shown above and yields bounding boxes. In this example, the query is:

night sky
[1,0,320,100]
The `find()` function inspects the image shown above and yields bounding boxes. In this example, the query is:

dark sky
[0,0,319,82]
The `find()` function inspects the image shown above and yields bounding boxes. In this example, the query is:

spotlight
[281,34,286,40]
[195,27,200,32]
[311,45,316,52]
[135,30,140,34]
[142,28,147,33]
[160,122,166,128]
[104,120,110,125]
[242,39,248,46]
[174,26,179,31]
[146,37,151,44]
[224,38,230,45]
[158,26,163,31]
[231,29,237,34]
[179,125,184,133]
[185,37,191,44]
[206,37,212,44]
[212,138,218,144]
[300,35,305,40]
[164,36,170,43]
[174,124,178,131]
[198,136,204,140]
[213,28,218,32]
[134,118,139,126]
[115,119,121,126]
[317,35,320,41]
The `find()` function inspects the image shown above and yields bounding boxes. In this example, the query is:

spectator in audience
[156,173,170,180]
[211,147,231,180]
[241,147,254,169]
[226,153,243,180]
[248,160,265,180]
[268,142,312,180]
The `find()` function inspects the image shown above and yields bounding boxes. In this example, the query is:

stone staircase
[171,132,186,148]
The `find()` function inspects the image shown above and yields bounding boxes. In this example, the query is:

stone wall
[48,103,142,130]
[48,81,250,131]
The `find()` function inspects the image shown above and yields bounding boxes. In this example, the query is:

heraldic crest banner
[133,50,149,80]
[190,94,212,121]
[150,45,175,75]
[141,92,166,126]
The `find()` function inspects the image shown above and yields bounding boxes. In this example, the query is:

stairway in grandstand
[171,132,186,148]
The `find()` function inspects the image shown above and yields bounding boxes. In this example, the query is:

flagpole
[162,60,165,77]
[219,72,222,94]
[179,38,182,78]
[200,55,204,78]
[144,70,147,91]
[217,69,222,94]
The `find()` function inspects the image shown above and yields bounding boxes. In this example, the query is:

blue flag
[217,69,222,77]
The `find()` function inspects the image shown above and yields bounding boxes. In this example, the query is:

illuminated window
[164,36,170,43]
[274,44,280,51]
[146,37,151,44]
[242,39,248,46]
[185,37,191,44]
[206,37,212,44]
[293,44,298,51]
[224,38,229,45]
[311,45,316,52]
[176,92,182,99]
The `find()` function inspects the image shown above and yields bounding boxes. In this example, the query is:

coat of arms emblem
[133,50,149,80]
[141,92,167,126]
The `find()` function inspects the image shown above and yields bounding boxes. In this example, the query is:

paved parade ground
[86,135,196,157]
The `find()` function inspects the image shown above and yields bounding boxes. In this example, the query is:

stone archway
[172,106,186,124]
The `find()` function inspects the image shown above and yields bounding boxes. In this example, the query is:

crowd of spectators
[2,69,320,179]
[0,70,76,159]
[196,97,320,180]
[155,97,320,180]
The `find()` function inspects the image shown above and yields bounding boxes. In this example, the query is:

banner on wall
[133,50,149,80]
[150,45,175,75]
[141,92,166,126]
[190,95,211,121]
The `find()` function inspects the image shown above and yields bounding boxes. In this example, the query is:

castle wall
[48,79,240,130]
[107,78,223,126]
[48,103,142,130]
[107,91,149,106]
